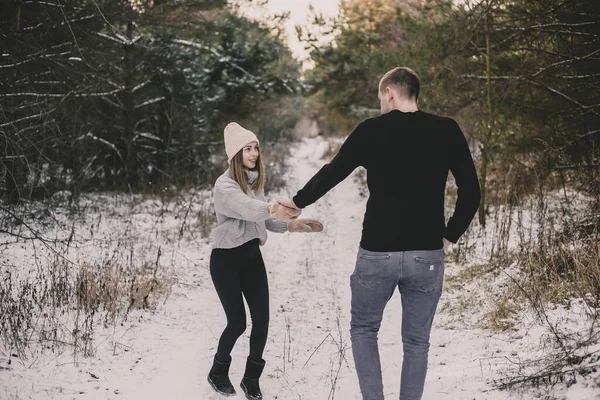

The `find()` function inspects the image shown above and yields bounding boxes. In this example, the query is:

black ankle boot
[240,357,265,400]
[207,355,236,396]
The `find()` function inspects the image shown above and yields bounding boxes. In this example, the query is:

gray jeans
[350,247,445,400]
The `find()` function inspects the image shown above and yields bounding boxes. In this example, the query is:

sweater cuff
[256,203,272,221]
[443,230,459,244]
[292,194,306,209]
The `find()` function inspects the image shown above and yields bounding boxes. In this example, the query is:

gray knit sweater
[211,169,288,249]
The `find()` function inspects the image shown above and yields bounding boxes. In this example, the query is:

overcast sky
[238,0,340,67]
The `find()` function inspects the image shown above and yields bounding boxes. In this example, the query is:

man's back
[289,66,482,400]
[293,109,481,252]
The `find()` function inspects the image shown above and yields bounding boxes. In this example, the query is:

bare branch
[99,96,125,110]
[494,21,600,32]
[196,141,224,146]
[22,15,96,31]
[23,22,44,31]
[457,74,599,115]
[560,73,600,79]
[0,110,56,128]
[90,31,127,45]
[132,80,151,92]
[552,163,600,170]
[171,39,257,79]
[0,42,72,69]
[134,96,165,109]
[22,1,62,6]
[76,132,123,160]
[531,48,600,77]
[0,88,121,98]
[557,129,600,151]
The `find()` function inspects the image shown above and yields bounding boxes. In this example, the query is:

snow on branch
[0,111,55,128]
[134,132,162,142]
[91,31,128,45]
[171,39,257,79]
[531,48,600,78]
[77,132,123,160]
[457,74,599,115]
[22,1,62,7]
[0,88,121,98]
[132,80,151,93]
[134,96,165,109]
[0,42,73,69]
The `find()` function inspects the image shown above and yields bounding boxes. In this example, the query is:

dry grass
[77,255,174,324]
[471,166,600,391]
[0,245,174,361]
[511,236,600,312]
[445,263,491,286]
[321,141,342,162]
[196,200,217,239]
[486,289,521,331]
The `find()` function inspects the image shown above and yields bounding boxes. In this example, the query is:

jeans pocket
[353,251,391,289]
[412,255,444,294]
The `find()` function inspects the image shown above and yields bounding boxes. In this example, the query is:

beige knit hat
[224,122,260,163]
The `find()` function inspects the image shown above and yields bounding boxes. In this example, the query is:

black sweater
[292,109,481,252]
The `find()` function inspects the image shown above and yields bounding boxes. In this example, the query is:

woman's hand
[288,218,324,233]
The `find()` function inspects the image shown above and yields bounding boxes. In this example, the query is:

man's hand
[443,238,453,254]
[277,198,301,211]
[270,200,301,222]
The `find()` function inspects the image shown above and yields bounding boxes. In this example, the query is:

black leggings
[210,239,269,362]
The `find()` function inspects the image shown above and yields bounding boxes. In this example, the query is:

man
[270,67,481,400]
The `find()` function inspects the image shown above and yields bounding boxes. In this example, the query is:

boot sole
[207,375,236,397]
[240,381,262,400]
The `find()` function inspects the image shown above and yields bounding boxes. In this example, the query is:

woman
[208,122,323,400]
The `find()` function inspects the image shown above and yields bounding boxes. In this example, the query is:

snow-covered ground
[1,136,598,399]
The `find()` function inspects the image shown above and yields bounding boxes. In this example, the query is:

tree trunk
[123,20,137,188]
[479,12,495,228]
[5,2,24,204]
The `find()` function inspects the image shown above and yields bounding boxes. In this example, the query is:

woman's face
[242,141,259,169]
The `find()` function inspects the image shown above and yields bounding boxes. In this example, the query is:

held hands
[268,199,323,233]
[269,199,301,222]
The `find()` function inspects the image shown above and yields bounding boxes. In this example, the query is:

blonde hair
[379,67,420,101]
[229,149,265,195]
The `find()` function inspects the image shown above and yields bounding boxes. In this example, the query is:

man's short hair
[379,67,420,102]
